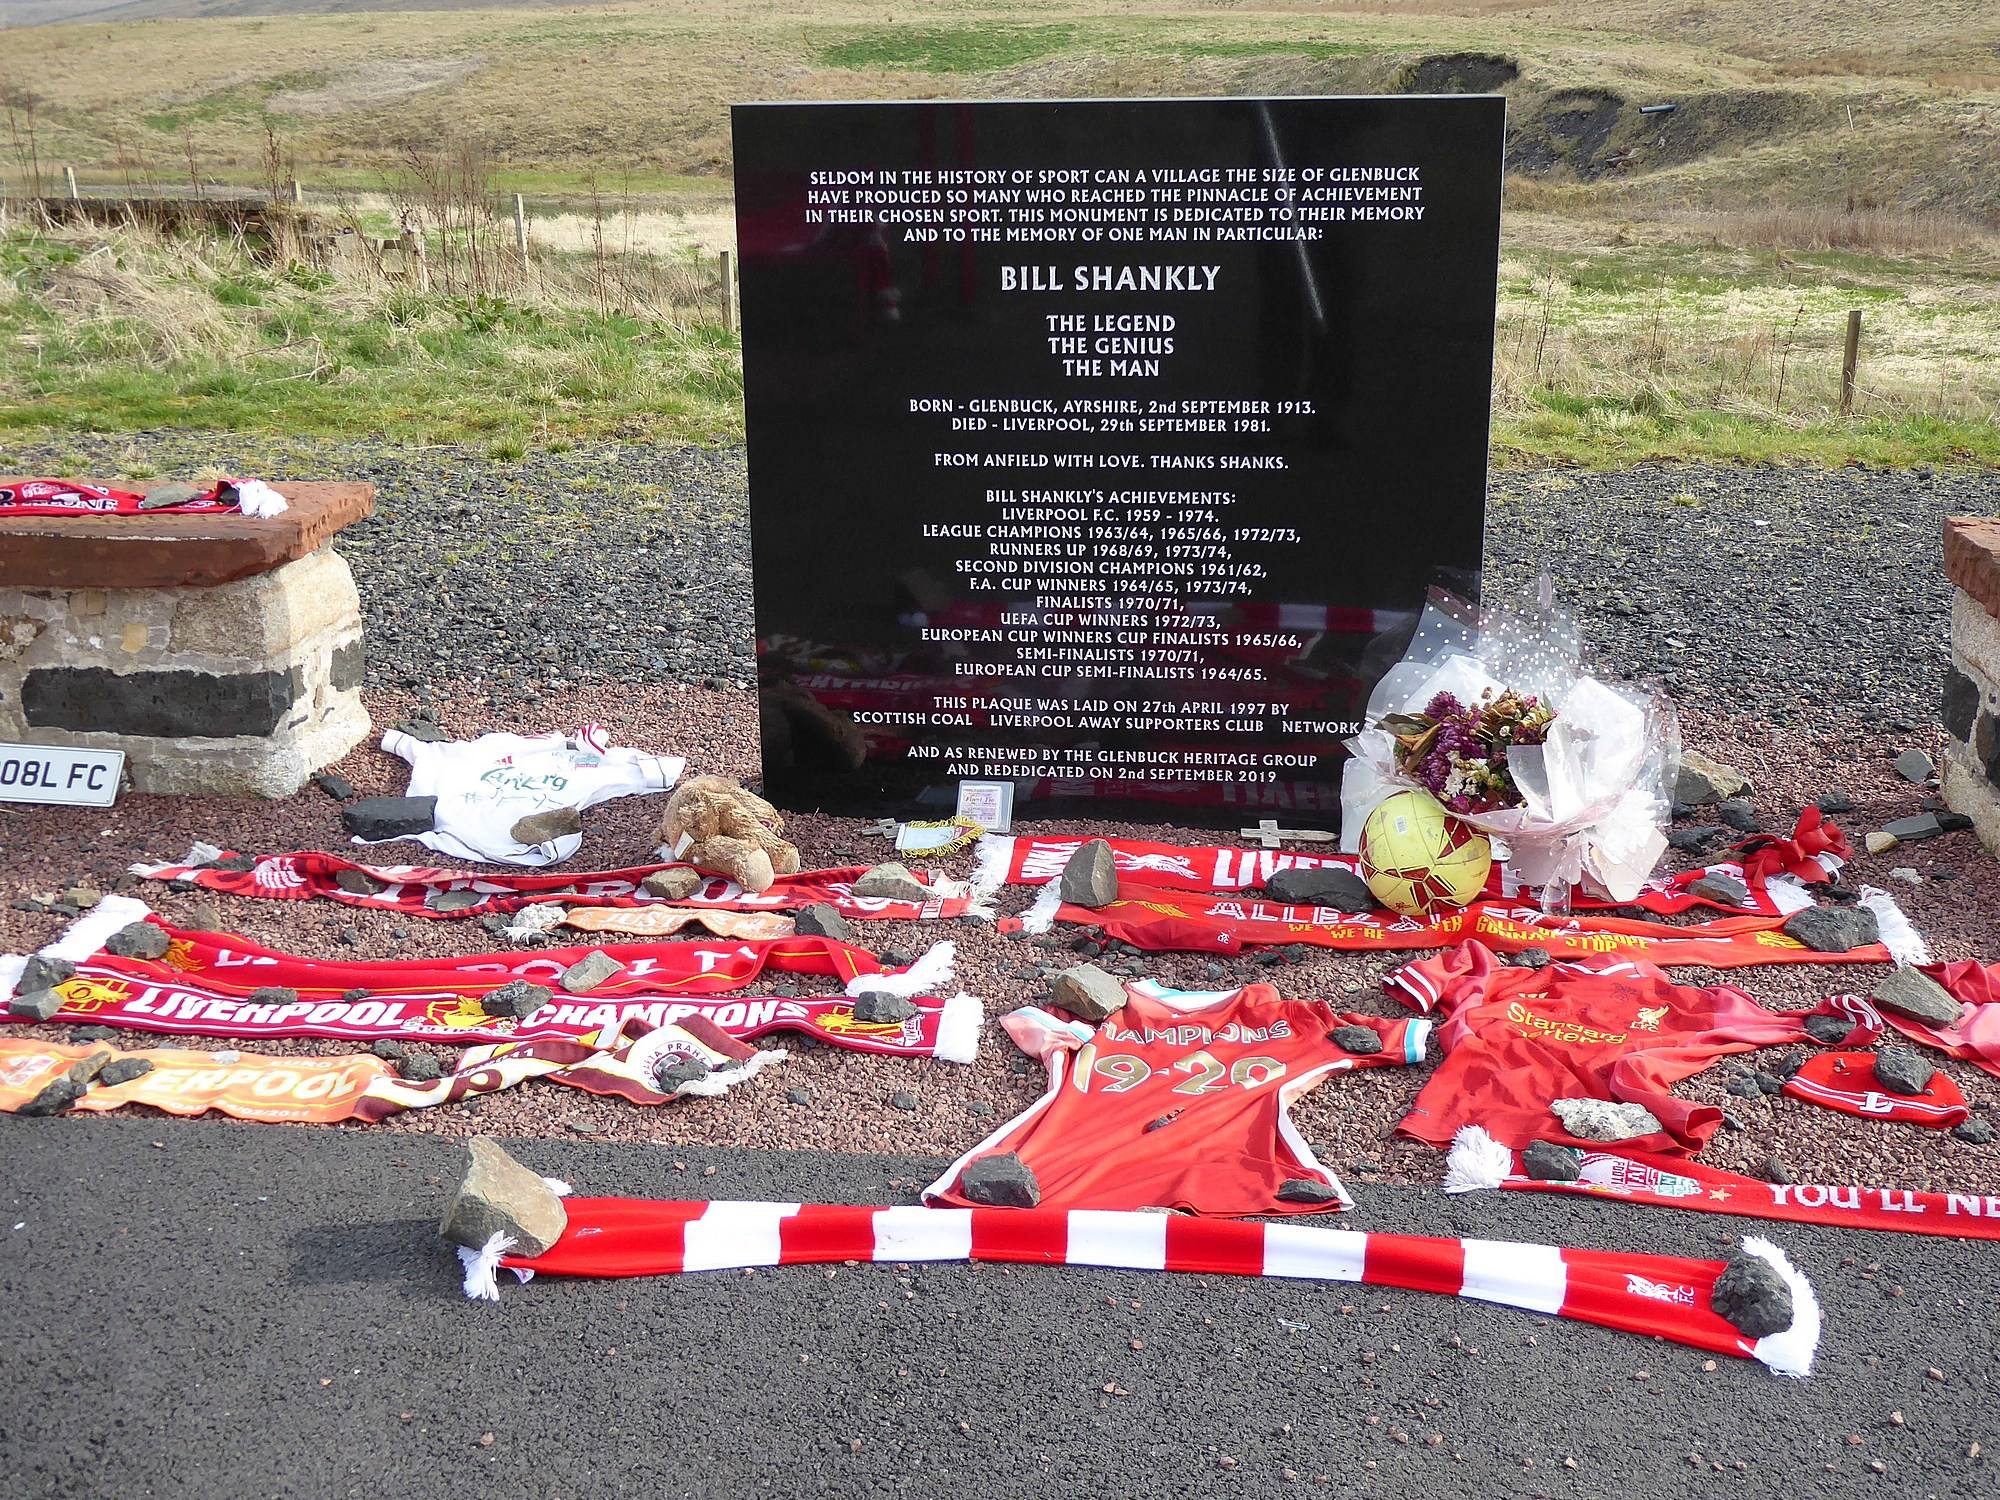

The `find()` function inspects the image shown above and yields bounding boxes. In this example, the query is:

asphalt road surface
[3,1118,1995,1499]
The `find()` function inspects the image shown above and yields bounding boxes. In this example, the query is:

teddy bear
[656,775,801,894]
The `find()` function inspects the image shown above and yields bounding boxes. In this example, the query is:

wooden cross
[1238,819,1338,848]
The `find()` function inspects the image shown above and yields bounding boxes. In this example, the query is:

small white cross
[1238,819,1337,848]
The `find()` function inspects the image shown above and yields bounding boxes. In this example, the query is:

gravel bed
[2,436,1993,723]
[1,435,1998,1200]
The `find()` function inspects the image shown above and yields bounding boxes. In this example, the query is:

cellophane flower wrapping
[1340,585,1680,906]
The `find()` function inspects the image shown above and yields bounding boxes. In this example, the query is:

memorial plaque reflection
[735,96,1502,824]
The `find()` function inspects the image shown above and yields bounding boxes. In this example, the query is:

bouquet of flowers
[1342,583,1678,906]
[1381,688,1556,814]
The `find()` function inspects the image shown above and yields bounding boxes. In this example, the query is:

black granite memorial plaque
[735,96,1502,825]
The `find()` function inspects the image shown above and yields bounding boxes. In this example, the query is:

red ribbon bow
[1732,807,1850,884]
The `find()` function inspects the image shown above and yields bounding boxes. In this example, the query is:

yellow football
[1359,789,1493,916]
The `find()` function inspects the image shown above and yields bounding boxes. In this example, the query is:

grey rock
[104,922,169,961]
[852,862,930,903]
[397,1050,444,1083]
[1716,798,1760,833]
[342,796,438,841]
[333,867,388,896]
[1882,813,1943,842]
[1276,1178,1344,1205]
[510,806,582,846]
[1330,1024,1383,1055]
[654,1056,710,1091]
[891,1089,919,1111]
[1725,1074,1764,1099]
[967,1100,993,1117]
[1803,1012,1854,1044]
[1522,1140,1583,1182]
[1666,825,1724,853]
[1816,790,1857,816]
[139,481,203,510]
[18,1076,84,1116]
[1953,1118,1996,1145]
[65,1050,115,1086]
[482,979,551,1020]
[1782,905,1879,953]
[370,1039,408,1061]
[247,986,299,1008]
[1057,839,1119,908]
[1872,1047,1935,1097]
[1757,1155,1793,1185]
[1688,871,1750,908]
[1871,967,1963,1028]
[181,902,223,932]
[1263,865,1374,910]
[1675,752,1751,805]
[1770,1050,1806,1081]
[960,1153,1040,1208]
[1711,1251,1795,1338]
[439,1137,568,1255]
[559,951,626,995]
[1511,947,1552,970]
[1893,748,1936,783]
[851,990,918,1024]
[1939,811,1974,833]
[205,853,257,873]
[1048,963,1127,1023]
[98,1057,153,1087]
[1755,1071,1784,1096]
[312,772,356,802]
[793,903,854,942]
[8,988,63,1021]
[395,718,450,743]
[641,867,703,900]
[426,888,484,913]
[1550,1098,1664,1142]
[786,1087,813,1106]
[70,1025,116,1043]
[18,955,75,993]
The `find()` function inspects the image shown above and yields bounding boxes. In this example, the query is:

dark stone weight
[23,664,303,738]
[1943,667,1979,743]
[1711,1252,1795,1338]
[329,638,367,693]
[342,796,438,841]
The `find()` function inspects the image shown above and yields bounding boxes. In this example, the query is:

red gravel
[3,683,1997,1200]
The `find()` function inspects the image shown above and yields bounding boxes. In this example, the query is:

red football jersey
[1387,941,1880,1155]
[923,980,1430,1216]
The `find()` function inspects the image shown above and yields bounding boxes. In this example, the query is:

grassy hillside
[3,0,1998,219]
[2,0,1997,465]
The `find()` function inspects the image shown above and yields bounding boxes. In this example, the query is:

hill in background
[2,0,1997,222]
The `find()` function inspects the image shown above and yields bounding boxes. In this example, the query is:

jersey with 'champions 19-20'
[923,980,1430,1216]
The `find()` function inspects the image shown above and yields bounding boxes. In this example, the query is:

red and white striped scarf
[461,1197,1820,1377]
[1444,1126,2000,1242]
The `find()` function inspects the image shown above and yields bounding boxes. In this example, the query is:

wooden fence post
[1840,308,1862,417]
[513,193,530,266]
[721,248,738,333]
[291,178,304,206]
[64,165,79,201]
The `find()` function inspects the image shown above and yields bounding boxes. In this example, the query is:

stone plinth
[1941,516,2000,853]
[0,481,373,797]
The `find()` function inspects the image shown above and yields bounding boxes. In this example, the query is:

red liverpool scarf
[1018,881,1905,969]
[1444,1126,2000,1243]
[461,1197,1819,1376]
[2,898,979,1061]
[130,846,982,923]
[0,478,259,516]
[974,830,1837,918]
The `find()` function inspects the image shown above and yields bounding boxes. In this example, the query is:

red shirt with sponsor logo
[1387,940,1879,1155]
[923,980,1429,1216]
